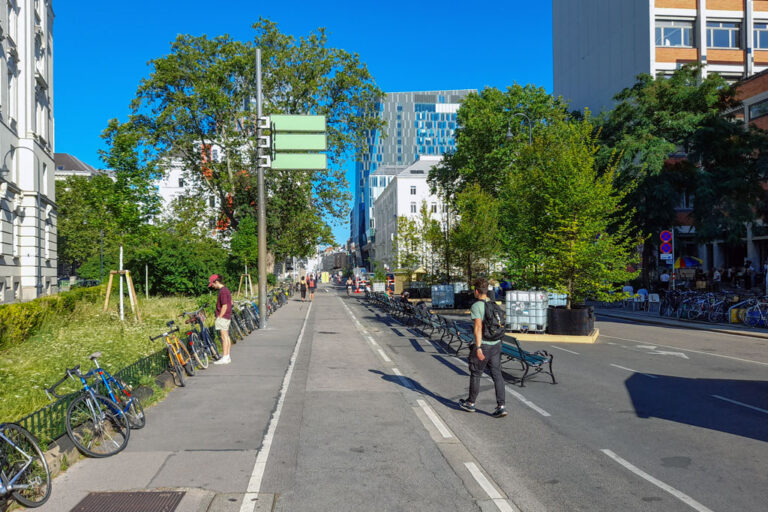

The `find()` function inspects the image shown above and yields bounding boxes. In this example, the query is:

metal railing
[15,349,168,444]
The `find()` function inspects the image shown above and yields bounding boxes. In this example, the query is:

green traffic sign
[273,133,327,151]
[271,153,327,170]
[271,115,326,133]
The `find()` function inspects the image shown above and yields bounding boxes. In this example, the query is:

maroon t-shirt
[215,286,232,319]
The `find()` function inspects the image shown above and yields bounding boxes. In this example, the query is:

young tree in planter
[450,184,501,287]
[394,216,420,275]
[518,118,639,307]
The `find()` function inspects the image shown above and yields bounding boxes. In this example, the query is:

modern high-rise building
[554,0,768,113]
[351,89,473,267]
[0,0,56,303]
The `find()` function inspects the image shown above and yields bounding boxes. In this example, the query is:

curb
[596,311,768,340]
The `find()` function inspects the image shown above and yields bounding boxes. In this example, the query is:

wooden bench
[500,337,556,387]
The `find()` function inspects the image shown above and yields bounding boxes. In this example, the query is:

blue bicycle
[88,352,146,430]
[0,423,51,507]
[46,365,130,458]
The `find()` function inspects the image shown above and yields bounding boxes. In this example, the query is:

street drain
[70,491,185,512]
[317,331,339,334]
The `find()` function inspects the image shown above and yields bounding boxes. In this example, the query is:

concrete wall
[553,0,652,114]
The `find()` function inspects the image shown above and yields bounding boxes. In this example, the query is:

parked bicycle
[150,321,195,387]
[46,366,130,458]
[181,306,220,362]
[0,422,51,507]
[88,352,145,429]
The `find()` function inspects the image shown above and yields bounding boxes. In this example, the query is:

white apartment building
[0,0,56,303]
[554,0,768,113]
[372,156,446,268]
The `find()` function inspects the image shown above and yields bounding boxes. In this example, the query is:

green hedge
[0,286,103,350]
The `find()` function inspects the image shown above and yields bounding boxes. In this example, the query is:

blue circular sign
[660,230,673,243]
[660,242,672,254]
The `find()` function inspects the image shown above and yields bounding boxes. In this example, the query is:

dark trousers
[468,342,505,407]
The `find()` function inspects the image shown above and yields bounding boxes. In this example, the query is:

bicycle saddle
[89,351,102,360]
[167,320,175,327]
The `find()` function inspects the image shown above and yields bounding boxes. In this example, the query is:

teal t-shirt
[470,299,500,346]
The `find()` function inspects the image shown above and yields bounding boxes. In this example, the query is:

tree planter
[547,306,594,335]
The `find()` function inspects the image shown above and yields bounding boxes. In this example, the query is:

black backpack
[482,300,506,341]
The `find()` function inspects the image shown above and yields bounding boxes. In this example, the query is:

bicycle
[181,307,220,362]
[46,366,130,458]
[177,313,209,370]
[0,422,51,507]
[88,352,146,429]
[150,321,195,387]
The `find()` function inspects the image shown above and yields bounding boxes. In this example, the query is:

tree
[516,118,639,307]
[450,184,501,286]
[130,19,384,260]
[163,195,213,241]
[394,216,420,272]
[230,215,259,270]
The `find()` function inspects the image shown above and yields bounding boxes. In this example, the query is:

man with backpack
[459,278,507,418]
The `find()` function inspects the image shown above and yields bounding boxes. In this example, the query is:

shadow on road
[625,374,768,443]
[369,369,466,412]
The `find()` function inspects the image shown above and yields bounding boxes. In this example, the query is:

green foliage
[130,19,384,260]
[230,215,259,267]
[512,118,639,306]
[394,216,420,272]
[128,232,228,296]
[0,286,103,350]
[267,273,277,286]
[450,184,501,285]
[162,195,213,241]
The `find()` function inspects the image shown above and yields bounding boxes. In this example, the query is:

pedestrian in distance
[300,276,307,302]
[346,276,353,296]
[308,273,317,301]
[459,277,508,418]
[209,274,233,365]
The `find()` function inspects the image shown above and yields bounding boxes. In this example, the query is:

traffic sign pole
[671,228,676,290]
[256,48,267,329]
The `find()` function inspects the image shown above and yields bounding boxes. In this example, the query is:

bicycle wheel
[65,394,130,458]
[189,332,209,369]
[168,347,185,387]
[1,423,51,507]
[176,342,195,376]
[204,331,221,360]
[113,384,146,430]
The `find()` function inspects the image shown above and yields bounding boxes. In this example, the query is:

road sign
[270,115,326,132]
[273,133,327,151]
[660,242,672,254]
[271,153,327,170]
[660,230,673,242]
[660,253,673,261]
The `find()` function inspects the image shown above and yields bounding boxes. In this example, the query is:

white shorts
[215,317,231,331]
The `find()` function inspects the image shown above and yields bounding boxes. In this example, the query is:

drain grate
[317,331,339,334]
[70,491,185,512]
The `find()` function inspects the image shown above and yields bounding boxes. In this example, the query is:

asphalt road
[31,285,767,512]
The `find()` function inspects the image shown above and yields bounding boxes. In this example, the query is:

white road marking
[392,367,414,390]
[601,449,714,512]
[378,348,393,362]
[712,394,768,415]
[609,363,659,379]
[601,335,768,366]
[365,335,379,347]
[505,386,552,417]
[239,301,313,512]
[635,344,689,359]
[417,399,453,439]
[465,462,519,512]
[550,345,579,355]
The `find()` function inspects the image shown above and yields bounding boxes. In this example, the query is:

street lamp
[506,112,533,146]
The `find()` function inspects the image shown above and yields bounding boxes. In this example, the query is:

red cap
[208,274,220,287]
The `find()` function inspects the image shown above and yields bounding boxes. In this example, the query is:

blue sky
[54,1,553,244]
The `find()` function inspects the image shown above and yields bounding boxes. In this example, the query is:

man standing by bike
[209,275,233,365]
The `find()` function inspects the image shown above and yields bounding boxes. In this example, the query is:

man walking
[209,274,233,365]
[459,278,507,418]
[307,273,317,301]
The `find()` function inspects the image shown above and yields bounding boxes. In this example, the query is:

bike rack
[727,299,753,324]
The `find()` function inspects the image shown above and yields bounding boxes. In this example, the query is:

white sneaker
[214,355,231,365]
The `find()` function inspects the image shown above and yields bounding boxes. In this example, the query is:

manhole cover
[70,491,185,512]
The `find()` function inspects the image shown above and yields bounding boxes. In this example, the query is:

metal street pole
[256,48,267,329]
[671,227,676,290]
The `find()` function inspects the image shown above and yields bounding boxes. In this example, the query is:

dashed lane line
[417,399,454,439]
[601,449,714,512]
[377,348,393,362]
[550,345,579,355]
[465,462,520,512]
[609,363,659,379]
[392,368,414,390]
[239,301,313,512]
[712,394,768,415]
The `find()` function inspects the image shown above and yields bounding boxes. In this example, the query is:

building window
[178,178,185,188]
[410,185,416,195]
[749,98,768,120]
[755,23,768,49]
[370,218,374,228]
[212,149,219,161]
[209,196,216,208]
[431,203,437,213]
[12,212,19,258]
[410,202,417,214]
[44,223,50,260]
[655,19,695,47]
[707,21,741,49]
[371,176,377,187]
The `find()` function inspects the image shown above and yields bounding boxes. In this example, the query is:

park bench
[500,337,556,387]
[446,320,475,355]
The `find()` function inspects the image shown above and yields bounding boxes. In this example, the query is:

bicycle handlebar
[45,365,83,399]
[149,326,180,342]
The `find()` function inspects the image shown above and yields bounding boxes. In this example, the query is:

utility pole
[256,48,267,329]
